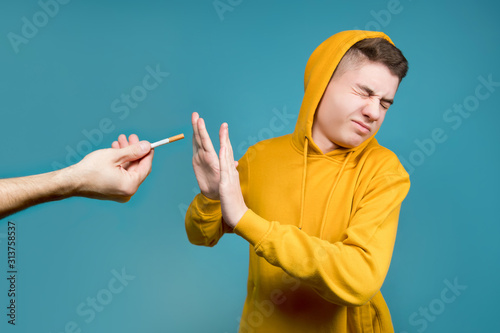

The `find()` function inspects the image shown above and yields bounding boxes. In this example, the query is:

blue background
[0,0,498,332]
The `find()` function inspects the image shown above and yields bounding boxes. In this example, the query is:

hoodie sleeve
[233,165,410,306]
[184,192,226,247]
[185,152,250,247]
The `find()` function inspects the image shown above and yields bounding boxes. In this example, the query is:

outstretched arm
[0,134,153,219]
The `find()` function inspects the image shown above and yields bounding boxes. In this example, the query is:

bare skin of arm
[0,134,154,219]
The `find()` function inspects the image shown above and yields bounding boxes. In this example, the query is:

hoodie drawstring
[298,137,353,238]
[298,137,309,230]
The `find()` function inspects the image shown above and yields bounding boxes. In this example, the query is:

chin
[351,133,373,147]
[337,138,364,149]
[336,142,357,149]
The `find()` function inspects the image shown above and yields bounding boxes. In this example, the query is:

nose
[361,98,380,121]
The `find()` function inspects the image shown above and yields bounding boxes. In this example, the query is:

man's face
[311,60,400,153]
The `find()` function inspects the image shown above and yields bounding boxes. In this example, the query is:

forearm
[234,209,398,306]
[0,166,81,219]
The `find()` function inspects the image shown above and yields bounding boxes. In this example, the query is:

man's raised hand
[191,112,224,200]
[219,123,247,228]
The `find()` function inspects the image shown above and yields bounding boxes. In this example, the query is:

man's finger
[135,149,154,182]
[225,124,235,162]
[219,123,227,151]
[115,141,151,164]
[220,124,233,177]
[220,123,234,168]
[192,112,203,150]
[219,143,227,183]
[219,124,230,181]
[118,134,129,148]
[126,135,140,168]
[198,118,216,153]
[128,134,139,145]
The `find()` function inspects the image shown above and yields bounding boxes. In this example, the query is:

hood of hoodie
[291,30,395,160]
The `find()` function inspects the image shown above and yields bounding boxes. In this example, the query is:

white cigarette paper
[151,133,184,148]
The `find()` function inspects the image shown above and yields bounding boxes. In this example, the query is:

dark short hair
[336,37,409,82]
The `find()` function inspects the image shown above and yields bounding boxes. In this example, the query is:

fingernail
[140,141,149,151]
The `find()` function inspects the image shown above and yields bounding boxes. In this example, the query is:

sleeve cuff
[234,209,272,248]
[193,193,221,216]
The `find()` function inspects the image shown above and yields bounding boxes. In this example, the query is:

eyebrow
[357,84,394,105]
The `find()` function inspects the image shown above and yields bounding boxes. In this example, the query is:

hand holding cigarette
[77,133,154,202]
[0,131,185,219]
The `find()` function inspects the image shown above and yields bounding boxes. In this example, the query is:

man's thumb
[116,141,151,163]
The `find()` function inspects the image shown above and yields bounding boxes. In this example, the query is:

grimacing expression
[311,60,400,153]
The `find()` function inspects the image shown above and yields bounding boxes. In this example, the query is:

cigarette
[151,133,185,148]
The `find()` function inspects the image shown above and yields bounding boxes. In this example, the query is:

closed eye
[381,97,394,110]
[355,84,394,110]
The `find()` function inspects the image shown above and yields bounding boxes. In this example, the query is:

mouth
[352,120,371,133]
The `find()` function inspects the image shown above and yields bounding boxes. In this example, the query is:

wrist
[57,164,84,198]
[201,190,220,201]
[228,204,248,229]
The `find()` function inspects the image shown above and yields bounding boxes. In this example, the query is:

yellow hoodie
[185,30,410,332]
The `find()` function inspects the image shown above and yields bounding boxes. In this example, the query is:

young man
[186,30,410,332]
[0,134,153,219]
